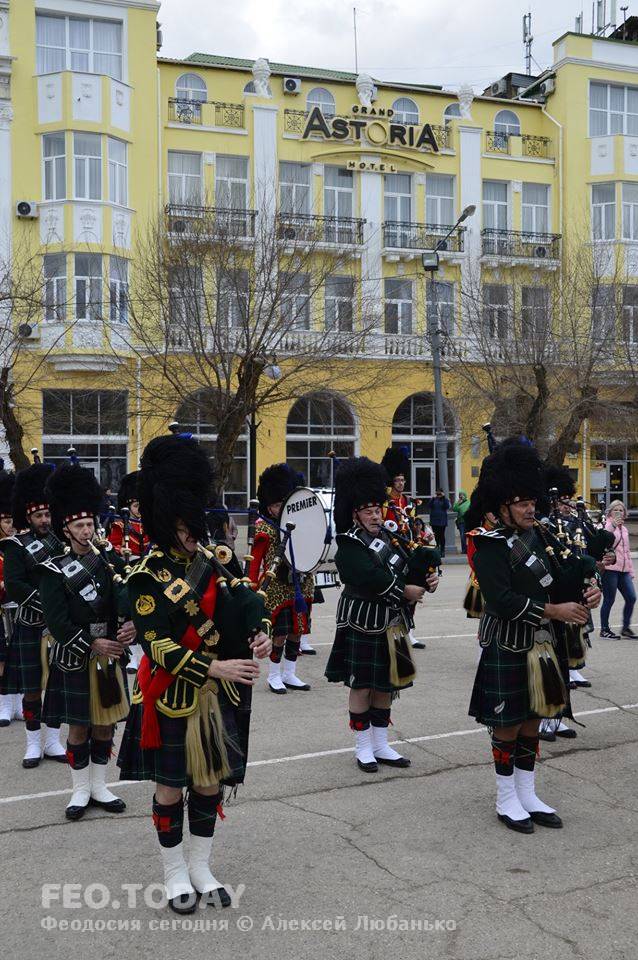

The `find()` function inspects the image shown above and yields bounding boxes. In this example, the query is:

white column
[360,165,383,330]
[251,103,278,220]
[0,101,11,275]
[458,125,483,331]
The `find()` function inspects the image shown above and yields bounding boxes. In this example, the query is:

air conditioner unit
[156,24,163,51]
[491,78,508,97]
[172,219,187,233]
[282,226,297,241]
[18,323,39,340]
[534,245,549,258]
[283,77,302,95]
[16,200,38,219]
[540,78,555,96]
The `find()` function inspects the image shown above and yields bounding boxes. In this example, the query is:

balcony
[165,204,257,241]
[480,229,561,268]
[485,131,554,160]
[168,98,245,130]
[382,221,465,261]
[276,212,365,250]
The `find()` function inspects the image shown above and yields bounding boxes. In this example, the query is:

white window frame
[306,87,335,116]
[589,81,638,137]
[286,393,357,488]
[592,285,616,341]
[109,256,128,325]
[443,103,461,122]
[43,253,67,323]
[279,162,311,216]
[215,155,249,211]
[623,285,638,343]
[325,275,354,331]
[384,277,413,335]
[217,269,249,328]
[482,284,511,339]
[42,132,66,201]
[494,109,521,136]
[426,280,455,336]
[482,180,509,231]
[74,253,102,322]
[392,97,419,125]
[281,273,311,330]
[324,166,355,228]
[108,137,127,207]
[622,182,638,240]
[521,286,550,340]
[168,151,203,207]
[522,183,550,235]
[426,174,455,226]
[592,183,616,241]
[36,14,123,80]
[73,132,102,201]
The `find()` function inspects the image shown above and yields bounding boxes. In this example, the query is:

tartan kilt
[272,601,312,638]
[0,622,44,694]
[43,659,128,727]
[0,620,7,663]
[469,640,533,727]
[117,685,250,789]
[324,625,411,693]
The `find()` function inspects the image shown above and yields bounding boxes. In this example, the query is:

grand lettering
[302,106,439,153]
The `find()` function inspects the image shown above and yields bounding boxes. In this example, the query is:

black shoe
[411,641,426,650]
[65,803,89,821]
[283,681,311,691]
[529,810,563,828]
[44,751,69,763]
[356,758,378,773]
[621,627,638,639]
[169,893,197,915]
[22,756,41,769]
[126,666,138,675]
[375,755,411,768]
[497,813,534,834]
[0,719,10,727]
[200,886,232,908]
[600,629,621,640]
[300,647,317,656]
[539,730,556,743]
[554,727,577,739]
[571,679,592,688]
[268,683,287,695]
[88,796,126,813]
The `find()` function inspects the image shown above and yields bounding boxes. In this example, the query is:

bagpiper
[0,453,66,766]
[325,457,439,771]
[248,464,313,694]
[108,470,150,559]
[40,458,133,820]
[117,433,271,914]
[468,439,601,834]
[382,445,426,650]
[0,467,19,725]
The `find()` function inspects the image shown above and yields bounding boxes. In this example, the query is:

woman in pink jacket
[600,500,637,640]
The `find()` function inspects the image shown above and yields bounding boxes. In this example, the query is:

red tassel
[216,802,226,821]
[152,813,172,832]
[66,749,76,768]
[140,703,162,750]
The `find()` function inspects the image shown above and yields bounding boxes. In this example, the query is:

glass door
[608,461,626,501]
[413,462,434,501]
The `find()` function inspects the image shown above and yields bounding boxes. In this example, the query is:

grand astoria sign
[301,105,440,153]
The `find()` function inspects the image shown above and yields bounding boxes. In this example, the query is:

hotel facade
[2,0,638,508]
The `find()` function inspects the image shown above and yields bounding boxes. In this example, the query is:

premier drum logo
[285,494,319,515]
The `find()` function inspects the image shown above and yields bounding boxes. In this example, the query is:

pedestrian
[429,489,450,557]
[453,490,471,553]
[600,500,637,640]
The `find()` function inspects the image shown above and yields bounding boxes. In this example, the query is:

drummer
[248,465,314,694]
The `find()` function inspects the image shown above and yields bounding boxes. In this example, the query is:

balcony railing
[276,212,365,246]
[165,204,257,240]
[383,221,465,253]
[522,134,553,159]
[481,228,560,260]
[168,98,245,129]
[485,130,511,154]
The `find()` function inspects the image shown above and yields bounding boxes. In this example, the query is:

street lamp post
[421,205,476,549]
[247,360,282,501]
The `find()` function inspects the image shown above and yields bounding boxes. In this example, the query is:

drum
[280,486,329,574]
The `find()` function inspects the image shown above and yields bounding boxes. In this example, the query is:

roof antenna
[621,4,629,38]
[353,6,359,74]
[523,11,533,75]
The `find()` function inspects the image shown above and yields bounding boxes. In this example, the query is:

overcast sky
[158,0,616,91]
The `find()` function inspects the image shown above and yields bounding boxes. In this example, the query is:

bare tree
[0,234,75,469]
[110,194,387,497]
[442,228,638,465]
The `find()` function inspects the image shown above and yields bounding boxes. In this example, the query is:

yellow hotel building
[3,0,638,509]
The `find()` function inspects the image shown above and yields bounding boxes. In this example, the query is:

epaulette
[470,526,508,541]
[38,554,67,575]
[124,548,167,584]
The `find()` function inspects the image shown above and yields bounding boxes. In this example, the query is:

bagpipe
[382,519,442,586]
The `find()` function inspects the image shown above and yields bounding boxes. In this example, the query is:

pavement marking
[1,702,637,806]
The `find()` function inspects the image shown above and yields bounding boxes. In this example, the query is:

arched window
[392,97,419,125]
[443,102,461,121]
[243,81,255,94]
[306,87,335,116]
[175,389,248,509]
[494,109,520,136]
[286,392,357,487]
[391,392,458,499]
[176,73,207,102]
